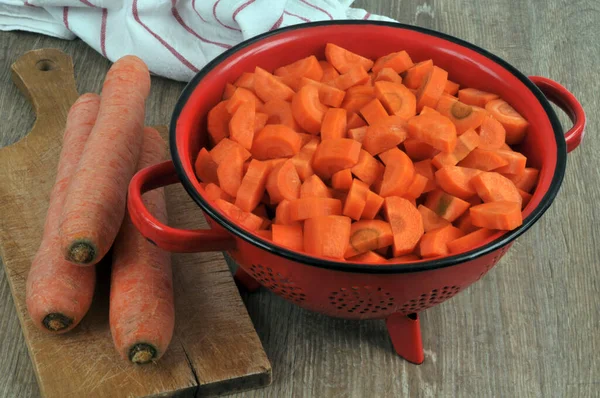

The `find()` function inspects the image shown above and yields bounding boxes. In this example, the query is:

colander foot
[385,313,424,365]
[234,267,261,292]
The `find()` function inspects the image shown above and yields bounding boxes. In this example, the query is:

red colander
[127,21,585,364]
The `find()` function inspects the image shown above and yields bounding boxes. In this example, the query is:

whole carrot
[59,55,150,266]
[26,94,100,333]
[109,127,174,364]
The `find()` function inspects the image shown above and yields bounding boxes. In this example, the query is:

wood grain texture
[0,49,270,397]
[1,0,599,397]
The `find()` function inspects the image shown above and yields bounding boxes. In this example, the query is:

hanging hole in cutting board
[36,59,56,71]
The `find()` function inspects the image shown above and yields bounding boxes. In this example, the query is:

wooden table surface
[1,1,598,397]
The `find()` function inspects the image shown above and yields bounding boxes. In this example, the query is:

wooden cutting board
[0,49,271,398]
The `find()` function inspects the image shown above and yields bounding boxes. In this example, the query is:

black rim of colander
[169,20,567,274]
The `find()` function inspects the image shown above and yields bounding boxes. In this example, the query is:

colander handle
[127,160,236,253]
[529,76,585,152]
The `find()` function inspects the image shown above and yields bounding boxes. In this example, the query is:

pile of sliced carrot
[196,43,537,263]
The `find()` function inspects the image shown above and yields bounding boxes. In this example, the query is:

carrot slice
[303,215,351,259]
[407,112,457,152]
[343,179,370,220]
[447,228,496,254]
[348,126,368,143]
[458,88,499,108]
[254,112,268,133]
[334,64,371,90]
[471,172,522,206]
[297,133,316,147]
[493,149,527,175]
[375,67,404,84]
[210,137,251,165]
[443,80,460,96]
[347,112,366,130]
[275,55,323,87]
[325,43,374,73]
[387,254,420,263]
[457,148,509,171]
[507,167,539,192]
[194,148,219,185]
[344,219,394,258]
[292,84,328,134]
[348,251,388,263]
[341,85,376,114]
[417,204,451,232]
[331,169,353,191]
[223,83,236,100]
[424,189,471,222]
[404,173,429,200]
[415,65,448,112]
[226,87,263,113]
[351,149,385,186]
[272,224,304,252]
[362,190,384,220]
[435,166,482,199]
[275,199,301,226]
[235,159,270,212]
[321,108,347,140]
[289,197,343,221]
[217,147,245,197]
[262,99,302,132]
[300,174,332,198]
[251,124,302,160]
[431,128,480,168]
[403,138,439,161]
[234,72,255,92]
[518,188,532,208]
[470,201,522,230]
[455,212,477,234]
[215,199,263,231]
[378,147,415,197]
[229,101,255,150]
[299,78,346,107]
[435,95,486,134]
[383,196,424,256]
[478,114,506,150]
[204,182,233,202]
[419,225,464,258]
[485,99,529,144]
[319,60,340,83]
[362,115,408,155]
[254,66,295,102]
[374,81,417,119]
[255,229,272,239]
[265,159,301,204]
[403,59,433,90]
[372,51,414,74]
[291,137,319,181]
[312,138,362,179]
[207,100,232,145]
[414,159,437,193]
[359,98,389,125]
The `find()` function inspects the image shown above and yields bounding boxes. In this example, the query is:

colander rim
[169,20,567,274]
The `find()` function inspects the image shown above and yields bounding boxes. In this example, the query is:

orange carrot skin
[110,127,174,364]
[447,228,496,254]
[303,215,352,259]
[384,196,424,256]
[26,94,100,334]
[470,201,523,230]
[60,55,150,266]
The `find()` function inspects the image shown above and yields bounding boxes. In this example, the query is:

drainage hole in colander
[338,298,344,302]
[299,293,306,297]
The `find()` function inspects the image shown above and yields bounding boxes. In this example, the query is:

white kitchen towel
[0,0,395,81]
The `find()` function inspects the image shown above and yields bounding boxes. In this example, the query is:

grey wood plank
[1,1,599,397]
